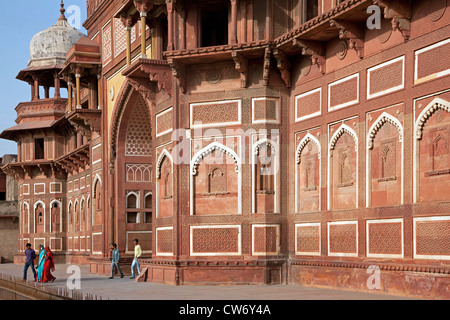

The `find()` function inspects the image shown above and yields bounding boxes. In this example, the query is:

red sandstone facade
[1,0,449,299]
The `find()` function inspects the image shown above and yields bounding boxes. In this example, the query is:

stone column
[126,26,132,65]
[166,0,174,51]
[140,12,147,58]
[97,74,102,109]
[75,73,81,109]
[120,13,135,66]
[54,71,61,99]
[44,87,50,99]
[134,0,153,58]
[32,75,40,100]
[30,82,35,101]
[230,0,238,44]
[67,81,73,112]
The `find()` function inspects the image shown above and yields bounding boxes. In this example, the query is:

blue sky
[0,1,87,156]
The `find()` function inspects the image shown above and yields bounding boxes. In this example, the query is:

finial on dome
[58,0,67,21]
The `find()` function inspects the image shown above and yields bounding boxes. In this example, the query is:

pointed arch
[413,97,450,202]
[23,202,30,234]
[109,79,155,163]
[190,141,242,215]
[126,191,139,209]
[110,80,134,162]
[191,141,240,176]
[295,133,322,212]
[328,123,359,210]
[92,174,102,224]
[80,196,86,230]
[366,112,404,207]
[156,148,173,179]
[49,199,62,208]
[367,112,403,149]
[74,199,79,230]
[67,200,73,231]
[33,200,46,233]
[156,146,174,218]
[92,174,102,190]
[50,199,62,233]
[415,98,450,140]
[329,123,358,151]
[296,133,321,164]
[252,137,280,214]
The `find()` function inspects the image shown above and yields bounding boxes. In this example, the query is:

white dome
[28,7,85,67]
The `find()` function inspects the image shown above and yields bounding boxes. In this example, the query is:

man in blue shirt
[109,243,124,279]
[23,243,37,281]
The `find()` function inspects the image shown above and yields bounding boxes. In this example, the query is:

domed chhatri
[28,1,85,68]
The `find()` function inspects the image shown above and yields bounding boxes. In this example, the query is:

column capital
[166,0,175,9]
[134,0,154,14]
[119,12,137,29]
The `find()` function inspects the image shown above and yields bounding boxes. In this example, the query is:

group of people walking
[23,239,142,282]
[23,243,56,282]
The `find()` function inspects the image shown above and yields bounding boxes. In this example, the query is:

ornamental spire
[58,0,67,21]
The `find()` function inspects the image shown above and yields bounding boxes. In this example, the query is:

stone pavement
[0,263,419,300]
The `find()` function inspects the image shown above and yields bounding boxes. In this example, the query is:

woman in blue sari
[36,245,45,282]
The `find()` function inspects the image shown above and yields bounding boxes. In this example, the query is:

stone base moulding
[136,259,286,285]
[290,261,450,300]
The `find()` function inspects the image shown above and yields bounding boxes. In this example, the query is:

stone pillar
[265,0,272,40]
[120,13,134,66]
[126,26,132,65]
[167,0,174,51]
[230,0,238,44]
[30,82,35,101]
[88,80,93,109]
[32,75,40,100]
[75,73,81,109]
[97,74,102,109]
[54,71,61,99]
[140,12,147,58]
[67,81,73,112]
[134,0,154,58]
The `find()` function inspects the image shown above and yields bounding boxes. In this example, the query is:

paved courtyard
[0,263,419,300]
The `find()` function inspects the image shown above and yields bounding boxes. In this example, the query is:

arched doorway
[112,88,153,257]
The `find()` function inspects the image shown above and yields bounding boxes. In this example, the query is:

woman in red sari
[41,246,56,282]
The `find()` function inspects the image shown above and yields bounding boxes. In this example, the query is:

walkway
[0,263,418,300]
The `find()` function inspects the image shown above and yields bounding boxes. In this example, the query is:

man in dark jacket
[23,243,37,281]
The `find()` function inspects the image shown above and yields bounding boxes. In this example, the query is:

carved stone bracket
[135,60,173,94]
[68,110,102,136]
[133,0,155,13]
[292,39,326,74]
[374,0,411,42]
[119,12,139,29]
[273,48,291,88]
[231,51,248,88]
[167,58,186,93]
[21,165,33,179]
[2,165,24,181]
[329,20,364,59]
[127,77,156,106]
[263,47,271,86]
